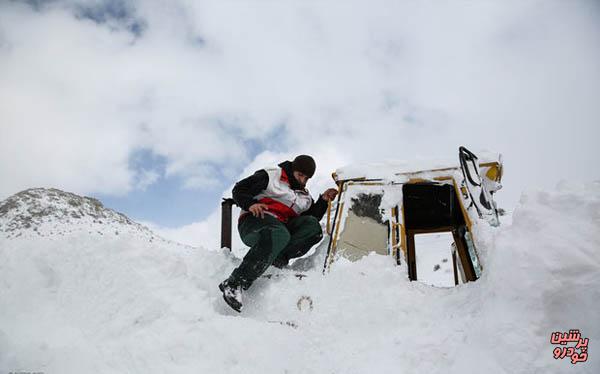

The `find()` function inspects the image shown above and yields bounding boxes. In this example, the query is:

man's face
[293,170,309,187]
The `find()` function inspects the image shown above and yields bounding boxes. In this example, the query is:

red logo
[550,330,589,364]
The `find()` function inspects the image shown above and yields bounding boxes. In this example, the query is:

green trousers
[228,214,323,289]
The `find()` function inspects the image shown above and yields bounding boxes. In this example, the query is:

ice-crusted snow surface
[0,184,599,373]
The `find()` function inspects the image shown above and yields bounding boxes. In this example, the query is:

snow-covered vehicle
[324,146,503,285]
[221,147,503,287]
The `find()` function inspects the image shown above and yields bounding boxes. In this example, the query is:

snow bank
[0,182,598,373]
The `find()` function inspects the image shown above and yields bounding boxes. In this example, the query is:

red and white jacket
[252,167,313,222]
[232,161,328,223]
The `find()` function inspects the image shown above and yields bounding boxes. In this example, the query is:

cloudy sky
[1,0,599,247]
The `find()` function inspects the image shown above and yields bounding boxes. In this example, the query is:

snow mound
[0,188,154,239]
[0,182,598,373]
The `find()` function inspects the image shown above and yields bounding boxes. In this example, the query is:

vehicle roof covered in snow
[333,151,501,182]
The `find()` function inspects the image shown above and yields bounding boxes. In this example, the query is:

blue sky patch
[74,0,147,37]
[92,149,222,227]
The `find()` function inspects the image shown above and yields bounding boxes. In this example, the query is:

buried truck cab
[323,147,503,286]
[220,147,503,286]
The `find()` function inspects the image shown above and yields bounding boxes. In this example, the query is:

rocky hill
[0,188,155,239]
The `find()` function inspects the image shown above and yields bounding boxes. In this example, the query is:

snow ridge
[0,188,154,239]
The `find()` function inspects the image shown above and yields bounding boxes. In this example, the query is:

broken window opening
[336,191,390,261]
[403,182,480,285]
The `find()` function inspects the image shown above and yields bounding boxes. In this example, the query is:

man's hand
[249,203,269,218]
[321,188,338,202]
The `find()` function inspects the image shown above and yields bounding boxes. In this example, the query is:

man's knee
[268,224,291,248]
[302,216,323,238]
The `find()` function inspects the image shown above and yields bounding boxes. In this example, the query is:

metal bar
[221,198,235,250]
[323,182,346,273]
[406,226,456,234]
[326,200,332,235]
[406,230,417,281]
[452,229,477,282]
[452,250,459,286]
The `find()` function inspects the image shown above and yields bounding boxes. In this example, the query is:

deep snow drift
[0,184,598,373]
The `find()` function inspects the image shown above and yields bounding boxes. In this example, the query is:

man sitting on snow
[219,155,338,312]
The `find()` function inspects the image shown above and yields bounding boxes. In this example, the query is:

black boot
[271,257,289,269]
[218,279,243,312]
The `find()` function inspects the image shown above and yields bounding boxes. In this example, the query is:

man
[219,155,338,312]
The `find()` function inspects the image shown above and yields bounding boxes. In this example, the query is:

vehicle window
[336,192,389,261]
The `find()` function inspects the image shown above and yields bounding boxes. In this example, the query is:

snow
[334,151,501,182]
[1,182,599,373]
[0,188,156,240]
[414,232,456,287]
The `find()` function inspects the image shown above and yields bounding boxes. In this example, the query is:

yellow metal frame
[325,161,496,273]
[333,161,502,183]
[325,181,387,270]
[452,178,473,231]
[326,201,332,235]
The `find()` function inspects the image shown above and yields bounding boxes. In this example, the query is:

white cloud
[134,168,160,190]
[1,0,599,243]
[181,171,220,190]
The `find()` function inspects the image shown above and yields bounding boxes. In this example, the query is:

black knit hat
[292,155,316,178]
